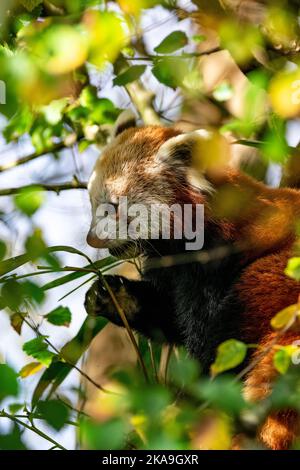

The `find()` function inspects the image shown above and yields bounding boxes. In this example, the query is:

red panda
[84,110,300,450]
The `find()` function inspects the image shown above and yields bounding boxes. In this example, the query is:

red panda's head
[87,110,216,257]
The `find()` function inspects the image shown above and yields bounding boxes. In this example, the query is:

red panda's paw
[84,275,139,324]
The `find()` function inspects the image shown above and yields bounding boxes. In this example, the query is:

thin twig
[101,274,149,382]
[21,314,109,394]
[0,142,66,173]
[0,181,87,197]
[0,410,66,450]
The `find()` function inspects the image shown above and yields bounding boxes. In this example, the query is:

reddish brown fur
[88,124,300,449]
[205,168,300,449]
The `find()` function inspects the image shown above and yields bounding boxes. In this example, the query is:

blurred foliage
[0,0,299,451]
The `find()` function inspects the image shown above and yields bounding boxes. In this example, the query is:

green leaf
[192,34,206,44]
[0,425,27,450]
[0,241,6,261]
[41,98,68,125]
[212,82,233,102]
[113,65,146,86]
[8,403,24,414]
[46,306,72,327]
[194,376,246,415]
[32,316,108,405]
[285,257,300,281]
[81,417,128,450]
[0,244,98,276]
[20,0,43,12]
[152,57,191,88]
[168,348,199,386]
[3,106,34,142]
[273,348,291,375]
[1,280,25,310]
[271,304,298,330]
[14,186,45,216]
[37,400,69,431]
[0,252,32,276]
[154,31,188,54]
[211,339,247,376]
[0,364,19,402]
[42,256,119,290]
[25,229,47,260]
[23,337,48,356]
[23,280,45,304]
[23,336,55,367]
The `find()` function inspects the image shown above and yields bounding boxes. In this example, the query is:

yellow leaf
[269,69,300,118]
[271,304,298,330]
[83,11,127,68]
[19,362,44,378]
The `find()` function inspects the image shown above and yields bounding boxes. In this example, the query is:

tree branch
[0,180,87,197]
[0,142,67,174]
[0,410,66,450]
[126,81,161,125]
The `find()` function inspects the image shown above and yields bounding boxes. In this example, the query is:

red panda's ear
[156,130,213,166]
[113,109,138,137]
[156,129,230,193]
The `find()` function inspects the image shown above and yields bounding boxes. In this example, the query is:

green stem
[0,410,67,450]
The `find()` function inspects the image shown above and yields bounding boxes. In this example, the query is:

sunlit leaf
[23,336,56,367]
[274,348,291,375]
[220,20,263,65]
[33,25,88,75]
[14,186,45,216]
[285,257,300,281]
[271,304,299,330]
[41,98,68,125]
[3,106,34,141]
[78,87,121,124]
[19,362,44,378]
[152,57,192,88]
[154,31,188,54]
[211,339,247,376]
[269,69,300,119]
[83,11,127,68]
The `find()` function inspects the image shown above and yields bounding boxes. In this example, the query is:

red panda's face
[86,112,213,258]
